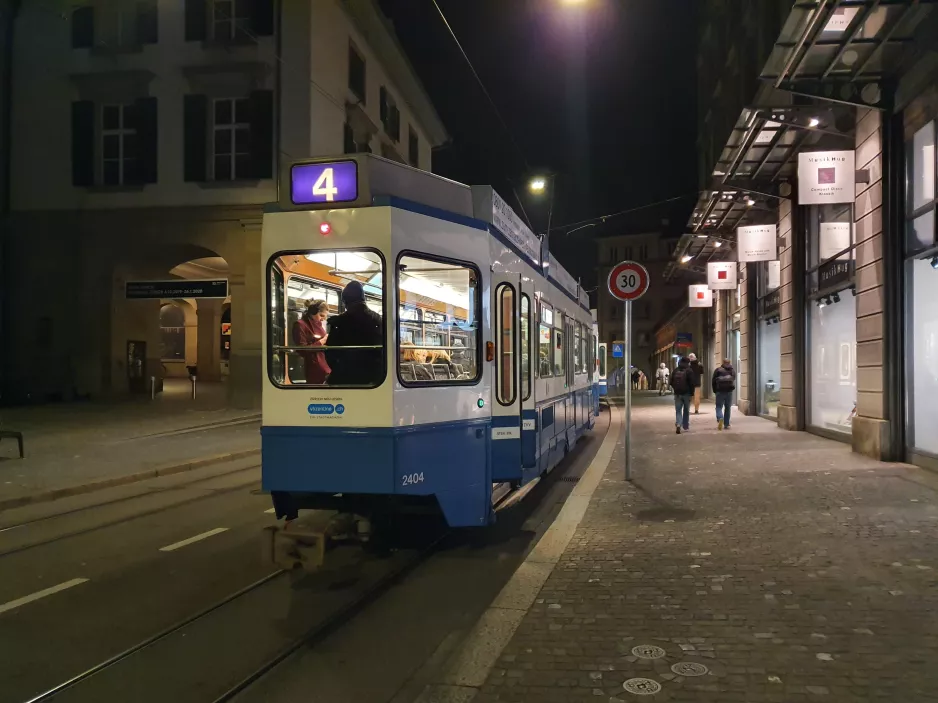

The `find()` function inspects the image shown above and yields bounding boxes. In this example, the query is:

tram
[261,154,599,546]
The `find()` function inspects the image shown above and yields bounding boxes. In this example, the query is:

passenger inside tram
[268,249,385,387]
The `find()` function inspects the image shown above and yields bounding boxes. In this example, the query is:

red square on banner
[697,292,705,300]
[718,271,727,280]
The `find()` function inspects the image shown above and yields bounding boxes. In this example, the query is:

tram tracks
[0,464,261,558]
[20,534,445,703]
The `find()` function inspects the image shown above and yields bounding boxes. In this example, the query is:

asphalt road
[0,410,610,703]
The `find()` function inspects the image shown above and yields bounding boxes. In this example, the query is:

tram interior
[268,249,478,386]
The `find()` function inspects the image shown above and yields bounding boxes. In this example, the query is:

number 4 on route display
[312,167,339,202]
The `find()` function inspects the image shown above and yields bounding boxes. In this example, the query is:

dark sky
[377,0,699,290]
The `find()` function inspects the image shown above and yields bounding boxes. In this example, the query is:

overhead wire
[430,0,531,173]
[551,193,699,234]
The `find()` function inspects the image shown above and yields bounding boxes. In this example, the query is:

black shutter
[136,1,159,44]
[183,94,208,182]
[135,97,158,184]
[71,6,94,48]
[71,101,95,187]
[344,122,356,154]
[248,90,274,179]
[379,87,388,125]
[251,0,274,36]
[184,0,207,41]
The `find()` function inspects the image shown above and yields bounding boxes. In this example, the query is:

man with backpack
[688,352,705,414]
[671,356,697,434]
[711,357,736,430]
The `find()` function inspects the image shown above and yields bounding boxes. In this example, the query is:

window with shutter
[71,6,95,48]
[71,101,95,186]
[185,0,208,41]
[408,126,419,167]
[136,0,159,44]
[101,104,138,186]
[348,44,366,103]
[183,94,208,181]
[211,0,250,41]
[211,98,250,181]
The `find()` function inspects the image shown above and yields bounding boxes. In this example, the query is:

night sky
[377,0,700,291]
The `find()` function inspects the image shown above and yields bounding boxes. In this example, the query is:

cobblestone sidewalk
[476,397,938,702]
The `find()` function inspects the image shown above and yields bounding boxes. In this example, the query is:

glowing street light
[680,255,692,264]
[529,177,547,193]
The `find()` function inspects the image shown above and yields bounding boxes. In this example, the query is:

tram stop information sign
[606,261,650,482]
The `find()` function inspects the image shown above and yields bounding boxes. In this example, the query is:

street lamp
[529,174,555,241]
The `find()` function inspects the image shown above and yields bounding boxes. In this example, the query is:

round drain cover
[623,678,662,695]
[631,644,667,660]
[671,661,709,677]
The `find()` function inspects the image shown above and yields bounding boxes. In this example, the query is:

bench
[0,426,24,459]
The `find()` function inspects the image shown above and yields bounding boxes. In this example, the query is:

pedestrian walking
[671,356,697,434]
[711,357,736,430]
[656,363,669,395]
[688,353,704,414]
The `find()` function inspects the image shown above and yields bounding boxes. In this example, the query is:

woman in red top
[292,300,331,384]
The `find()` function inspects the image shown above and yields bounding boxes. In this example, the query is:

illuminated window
[397,254,479,385]
[496,284,516,404]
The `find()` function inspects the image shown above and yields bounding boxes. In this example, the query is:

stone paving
[475,396,938,702]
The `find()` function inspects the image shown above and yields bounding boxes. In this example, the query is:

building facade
[666,0,938,467]
[4,0,446,407]
[596,232,681,379]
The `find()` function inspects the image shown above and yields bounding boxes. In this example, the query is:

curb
[0,448,260,512]
[414,407,622,703]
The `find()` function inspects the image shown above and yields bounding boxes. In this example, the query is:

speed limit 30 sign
[607,261,650,301]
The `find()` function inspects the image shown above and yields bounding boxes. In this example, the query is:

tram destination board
[126,280,229,300]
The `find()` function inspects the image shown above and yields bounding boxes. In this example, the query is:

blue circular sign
[335,404,345,415]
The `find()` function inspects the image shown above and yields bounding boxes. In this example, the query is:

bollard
[150,376,156,400]
[190,374,197,400]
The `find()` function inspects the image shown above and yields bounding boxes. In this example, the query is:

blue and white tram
[262,155,599,530]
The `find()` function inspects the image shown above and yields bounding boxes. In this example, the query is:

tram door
[598,343,608,397]
[490,274,530,485]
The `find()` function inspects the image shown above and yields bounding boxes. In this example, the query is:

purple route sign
[290,161,359,205]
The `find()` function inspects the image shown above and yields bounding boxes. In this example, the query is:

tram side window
[397,254,479,384]
[539,303,553,378]
[496,284,516,404]
[553,311,565,377]
[267,249,385,388]
[574,323,582,373]
[520,294,531,400]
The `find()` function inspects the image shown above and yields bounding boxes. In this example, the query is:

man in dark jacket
[688,352,705,414]
[325,281,383,386]
[711,358,736,430]
[671,356,698,434]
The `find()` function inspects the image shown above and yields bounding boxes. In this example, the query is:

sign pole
[624,299,632,481]
[606,260,649,484]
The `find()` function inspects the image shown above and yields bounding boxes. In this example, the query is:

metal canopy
[761,0,938,109]
[665,104,853,281]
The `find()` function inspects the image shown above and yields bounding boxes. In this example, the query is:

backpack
[715,369,735,392]
[672,368,690,394]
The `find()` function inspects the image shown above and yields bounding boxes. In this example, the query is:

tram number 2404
[401,472,425,487]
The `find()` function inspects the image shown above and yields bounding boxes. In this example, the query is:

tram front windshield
[268,249,385,388]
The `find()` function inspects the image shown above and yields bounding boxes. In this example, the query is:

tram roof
[275,154,589,312]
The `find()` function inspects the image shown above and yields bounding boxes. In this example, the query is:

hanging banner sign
[675,332,693,348]
[707,262,737,290]
[126,280,228,299]
[767,260,781,290]
[819,222,852,260]
[688,284,713,308]
[737,224,777,262]
[798,150,856,205]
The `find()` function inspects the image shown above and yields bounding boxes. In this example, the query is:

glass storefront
[758,319,780,417]
[904,119,938,459]
[756,262,780,417]
[806,204,857,436]
[807,295,857,434]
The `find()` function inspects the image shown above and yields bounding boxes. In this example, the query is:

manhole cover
[636,507,696,522]
[631,644,667,660]
[623,678,662,695]
[671,661,709,677]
